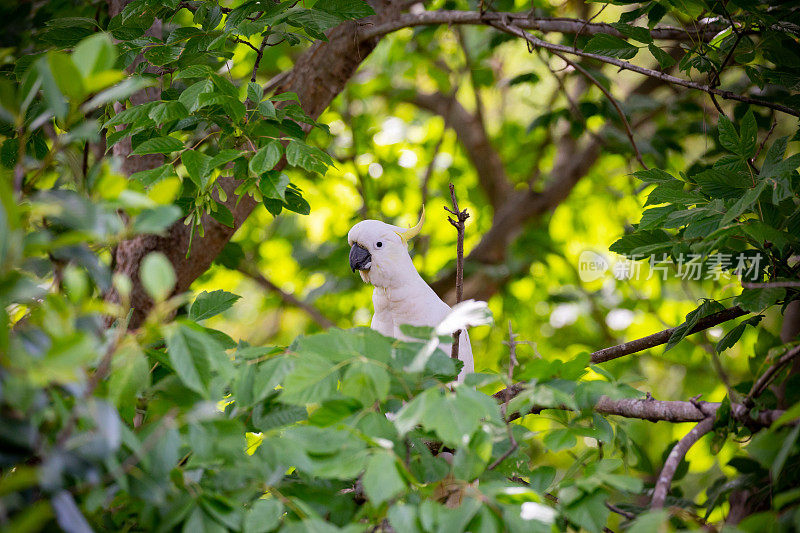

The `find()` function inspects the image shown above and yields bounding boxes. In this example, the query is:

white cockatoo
[347,210,474,381]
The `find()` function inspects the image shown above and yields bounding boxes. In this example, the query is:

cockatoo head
[347,209,424,288]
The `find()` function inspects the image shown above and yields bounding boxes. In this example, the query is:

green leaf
[665,299,725,352]
[584,34,639,59]
[508,72,540,86]
[208,150,242,169]
[363,450,406,505]
[149,101,188,125]
[633,168,678,184]
[648,43,676,68]
[48,52,85,101]
[543,428,577,452]
[610,23,653,44]
[342,360,390,405]
[182,149,212,187]
[132,136,184,155]
[140,251,176,301]
[314,0,375,19]
[72,33,116,77]
[716,315,763,352]
[720,181,766,226]
[285,140,332,174]
[243,499,283,533]
[249,141,283,175]
[718,115,739,154]
[82,77,153,111]
[133,205,182,234]
[247,81,263,103]
[259,172,290,201]
[163,324,221,397]
[734,288,785,313]
[130,164,177,187]
[772,423,800,482]
[143,44,182,66]
[190,290,241,321]
[179,79,214,112]
[279,353,339,405]
[211,202,235,228]
[739,110,757,158]
[107,343,150,409]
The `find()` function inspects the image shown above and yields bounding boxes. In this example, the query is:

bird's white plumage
[348,219,474,381]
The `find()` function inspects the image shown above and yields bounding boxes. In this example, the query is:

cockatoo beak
[349,243,372,272]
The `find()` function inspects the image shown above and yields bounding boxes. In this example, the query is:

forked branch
[651,417,715,508]
[445,183,469,360]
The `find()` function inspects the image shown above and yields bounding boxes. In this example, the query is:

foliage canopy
[1,0,800,531]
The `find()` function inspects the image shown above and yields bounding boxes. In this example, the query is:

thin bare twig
[445,183,469,360]
[488,321,520,470]
[745,344,800,408]
[238,266,335,329]
[552,51,648,169]
[250,36,269,83]
[751,120,778,165]
[651,417,715,508]
[487,19,799,118]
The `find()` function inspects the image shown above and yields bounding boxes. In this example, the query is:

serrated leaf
[734,288,785,313]
[716,315,763,352]
[148,101,188,125]
[178,79,213,113]
[665,299,726,352]
[279,353,338,405]
[249,141,283,175]
[611,23,652,44]
[259,172,290,201]
[314,0,375,19]
[132,136,184,155]
[285,140,332,174]
[247,81,263,103]
[718,115,739,154]
[720,181,766,225]
[181,149,212,187]
[363,451,406,505]
[633,168,678,184]
[739,110,757,158]
[143,44,182,66]
[648,43,676,68]
[584,34,639,59]
[130,164,177,187]
[190,290,241,321]
[210,202,234,228]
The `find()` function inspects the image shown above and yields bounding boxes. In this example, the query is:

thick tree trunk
[106,0,402,328]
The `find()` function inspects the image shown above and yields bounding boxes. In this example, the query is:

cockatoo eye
[376,241,383,248]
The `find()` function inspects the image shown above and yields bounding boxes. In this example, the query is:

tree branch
[590,306,748,364]
[488,19,799,118]
[359,11,724,42]
[552,52,648,169]
[237,266,335,329]
[651,417,715,509]
[745,344,800,408]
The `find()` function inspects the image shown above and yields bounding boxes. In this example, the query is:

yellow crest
[395,206,425,243]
